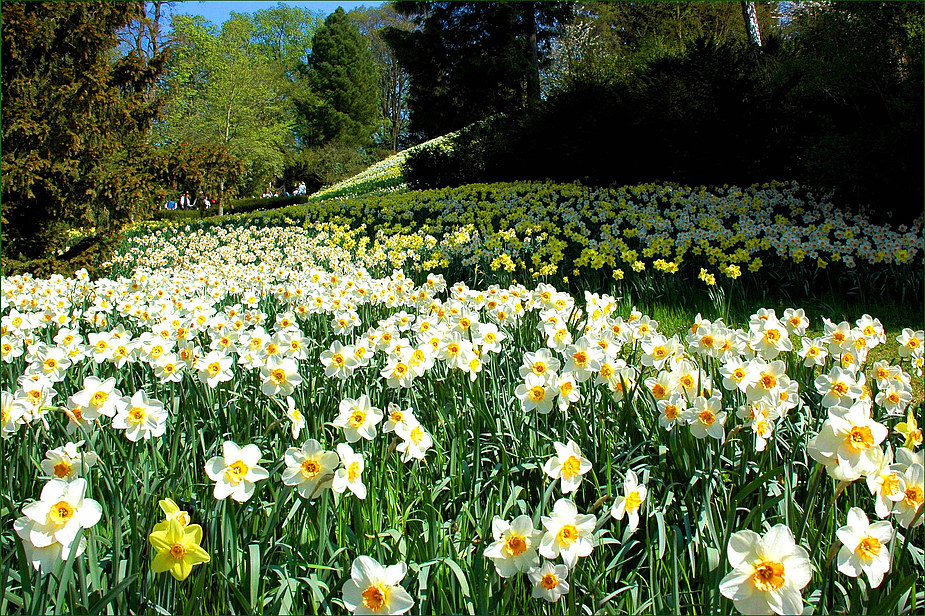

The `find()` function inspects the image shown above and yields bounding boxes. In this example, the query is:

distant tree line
[395,1,923,223]
[2,1,922,273]
[1,1,409,271]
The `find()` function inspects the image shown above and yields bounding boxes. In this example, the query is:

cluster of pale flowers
[482,438,648,604]
[204,397,434,506]
[13,440,102,574]
[718,504,904,616]
[1,267,455,440]
[2,260,923,608]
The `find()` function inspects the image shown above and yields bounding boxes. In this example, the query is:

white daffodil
[282,439,339,501]
[68,375,121,420]
[865,445,907,519]
[260,356,302,397]
[286,396,306,440]
[40,441,99,481]
[807,401,888,481]
[685,395,727,441]
[483,515,542,577]
[19,478,102,554]
[341,555,414,615]
[205,441,269,503]
[196,351,234,388]
[383,403,416,434]
[320,340,357,380]
[515,373,556,414]
[518,348,560,383]
[2,390,27,436]
[657,394,686,431]
[395,419,433,462]
[719,525,812,616]
[14,515,87,575]
[334,395,383,443]
[893,463,924,529]
[112,390,167,442]
[836,507,893,588]
[611,469,647,533]
[333,443,367,500]
[562,337,602,382]
[528,561,570,602]
[381,351,415,388]
[539,498,597,569]
[542,440,592,494]
[554,372,580,412]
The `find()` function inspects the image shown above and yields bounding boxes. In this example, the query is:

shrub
[400,25,923,222]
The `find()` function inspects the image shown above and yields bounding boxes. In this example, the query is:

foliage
[401,1,924,223]
[158,141,245,202]
[402,37,782,192]
[2,219,922,614]
[281,143,373,195]
[777,0,924,221]
[385,1,573,140]
[157,13,295,196]
[248,3,320,74]
[1,1,166,261]
[570,1,778,75]
[296,8,381,149]
[348,5,414,151]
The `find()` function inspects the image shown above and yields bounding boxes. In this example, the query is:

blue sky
[171,1,385,25]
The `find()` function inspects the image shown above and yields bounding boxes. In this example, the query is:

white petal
[352,555,384,587]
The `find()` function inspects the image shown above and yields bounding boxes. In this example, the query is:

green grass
[2,257,922,614]
[4,176,924,615]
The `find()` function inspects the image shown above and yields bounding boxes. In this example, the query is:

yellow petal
[171,558,194,581]
[184,523,203,546]
[152,551,175,573]
[165,519,184,544]
[149,530,171,552]
[186,544,211,565]
[159,498,180,517]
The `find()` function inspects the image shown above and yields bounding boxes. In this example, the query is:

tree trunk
[526,1,540,103]
[224,86,236,143]
[741,1,762,48]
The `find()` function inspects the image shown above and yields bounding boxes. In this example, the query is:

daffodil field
[2,181,924,615]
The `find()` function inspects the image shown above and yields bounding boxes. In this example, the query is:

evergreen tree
[1,1,166,264]
[384,1,572,140]
[297,8,381,148]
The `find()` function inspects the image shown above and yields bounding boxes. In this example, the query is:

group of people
[164,192,213,211]
[259,181,307,199]
[164,180,308,209]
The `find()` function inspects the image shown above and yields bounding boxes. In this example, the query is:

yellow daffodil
[149,519,210,581]
[896,411,922,450]
[152,498,191,533]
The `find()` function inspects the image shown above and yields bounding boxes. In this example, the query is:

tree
[575,1,777,68]
[250,3,321,76]
[778,0,923,219]
[158,13,294,195]
[158,141,245,213]
[384,1,573,140]
[741,1,763,47]
[349,5,413,151]
[120,0,177,61]
[1,1,166,263]
[296,8,381,148]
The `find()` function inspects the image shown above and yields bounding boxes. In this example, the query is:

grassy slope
[163,141,923,399]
